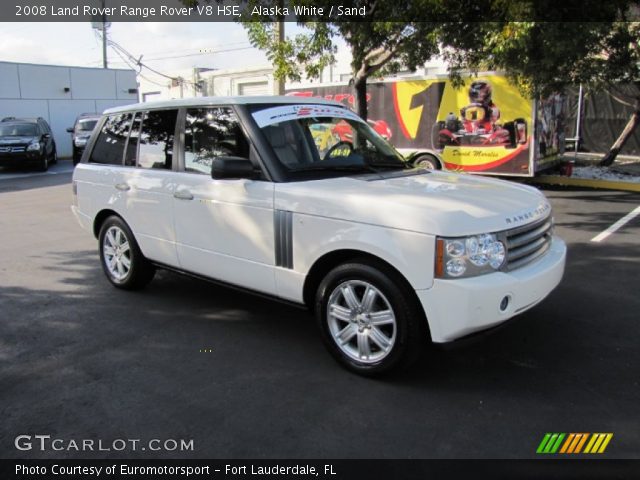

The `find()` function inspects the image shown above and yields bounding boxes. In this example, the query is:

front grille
[0,146,26,153]
[504,215,553,271]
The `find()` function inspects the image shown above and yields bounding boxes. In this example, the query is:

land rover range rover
[71,97,566,375]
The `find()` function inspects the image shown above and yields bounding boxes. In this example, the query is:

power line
[105,35,202,90]
[138,45,254,62]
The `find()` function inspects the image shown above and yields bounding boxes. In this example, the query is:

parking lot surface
[1,162,639,459]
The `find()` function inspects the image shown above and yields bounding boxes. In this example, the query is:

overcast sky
[0,22,352,82]
[0,22,271,76]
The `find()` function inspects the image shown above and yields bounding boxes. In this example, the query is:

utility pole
[273,2,284,95]
[101,0,108,68]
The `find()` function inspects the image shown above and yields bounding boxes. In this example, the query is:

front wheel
[98,216,155,290]
[315,261,427,376]
[36,155,48,172]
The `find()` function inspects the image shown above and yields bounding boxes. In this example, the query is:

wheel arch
[93,209,122,239]
[303,249,429,335]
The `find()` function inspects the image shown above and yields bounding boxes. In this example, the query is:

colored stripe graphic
[584,433,614,454]
[538,433,613,454]
[537,433,565,454]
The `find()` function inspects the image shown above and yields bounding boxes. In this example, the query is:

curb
[528,175,640,193]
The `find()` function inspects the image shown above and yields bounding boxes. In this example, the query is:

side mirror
[211,156,256,179]
[66,127,74,133]
[42,133,51,139]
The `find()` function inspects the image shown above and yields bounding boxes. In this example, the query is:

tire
[36,155,48,172]
[50,145,58,165]
[413,154,441,170]
[72,147,80,165]
[98,216,155,290]
[315,259,428,376]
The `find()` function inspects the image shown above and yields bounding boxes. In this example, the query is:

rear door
[119,108,180,266]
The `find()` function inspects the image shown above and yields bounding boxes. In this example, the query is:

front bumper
[417,236,566,343]
[0,152,42,168]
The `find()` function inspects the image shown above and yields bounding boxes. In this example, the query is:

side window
[184,107,250,175]
[138,109,177,170]
[124,112,142,167]
[88,113,132,165]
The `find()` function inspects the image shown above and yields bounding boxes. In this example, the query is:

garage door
[238,82,269,96]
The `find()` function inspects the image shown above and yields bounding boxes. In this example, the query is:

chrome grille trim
[502,215,553,271]
[0,146,26,153]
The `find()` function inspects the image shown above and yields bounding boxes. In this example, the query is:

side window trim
[174,107,186,173]
[122,110,141,168]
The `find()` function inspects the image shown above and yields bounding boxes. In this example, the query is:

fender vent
[274,210,293,269]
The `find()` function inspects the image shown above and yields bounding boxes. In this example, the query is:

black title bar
[3,459,640,480]
[3,0,639,22]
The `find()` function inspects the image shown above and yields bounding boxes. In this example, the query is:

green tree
[440,13,640,165]
[240,1,445,121]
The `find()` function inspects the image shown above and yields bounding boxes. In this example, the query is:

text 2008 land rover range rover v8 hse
[72,97,566,375]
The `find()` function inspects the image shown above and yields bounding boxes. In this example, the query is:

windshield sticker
[252,104,363,128]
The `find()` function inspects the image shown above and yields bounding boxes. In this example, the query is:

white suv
[72,97,566,375]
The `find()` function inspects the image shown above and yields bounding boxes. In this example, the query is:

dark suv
[0,117,57,171]
[67,113,100,165]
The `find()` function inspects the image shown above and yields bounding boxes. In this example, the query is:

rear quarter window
[89,113,133,165]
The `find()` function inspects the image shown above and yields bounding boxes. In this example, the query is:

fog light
[500,296,510,312]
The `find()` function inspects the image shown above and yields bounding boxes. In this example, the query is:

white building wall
[138,66,274,101]
[0,61,138,158]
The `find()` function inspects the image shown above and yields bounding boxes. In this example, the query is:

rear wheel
[413,154,441,170]
[315,260,427,376]
[98,216,155,290]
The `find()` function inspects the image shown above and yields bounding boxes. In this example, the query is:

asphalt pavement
[1,161,638,459]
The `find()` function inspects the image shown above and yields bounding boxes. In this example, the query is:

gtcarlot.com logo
[536,433,613,454]
[15,435,194,452]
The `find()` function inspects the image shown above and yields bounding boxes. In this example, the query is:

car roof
[103,96,344,115]
[77,114,101,121]
[1,117,40,123]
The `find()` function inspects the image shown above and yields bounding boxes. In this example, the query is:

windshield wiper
[290,164,380,173]
[368,161,409,169]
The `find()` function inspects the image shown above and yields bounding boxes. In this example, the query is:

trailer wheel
[413,154,441,170]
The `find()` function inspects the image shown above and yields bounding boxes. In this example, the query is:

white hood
[275,170,550,236]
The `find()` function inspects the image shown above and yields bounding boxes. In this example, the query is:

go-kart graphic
[432,105,528,150]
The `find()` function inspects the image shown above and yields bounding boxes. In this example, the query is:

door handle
[174,191,194,201]
[114,183,130,191]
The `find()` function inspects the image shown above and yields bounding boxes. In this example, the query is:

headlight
[27,141,41,151]
[74,137,88,147]
[436,233,506,279]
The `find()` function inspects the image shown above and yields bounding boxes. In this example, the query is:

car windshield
[77,119,98,131]
[0,123,38,136]
[251,104,407,178]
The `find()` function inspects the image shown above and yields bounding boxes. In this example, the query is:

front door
[172,106,276,295]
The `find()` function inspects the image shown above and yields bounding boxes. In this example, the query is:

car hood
[275,170,551,236]
[0,136,37,146]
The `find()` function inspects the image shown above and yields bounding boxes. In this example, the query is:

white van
[71,97,566,375]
